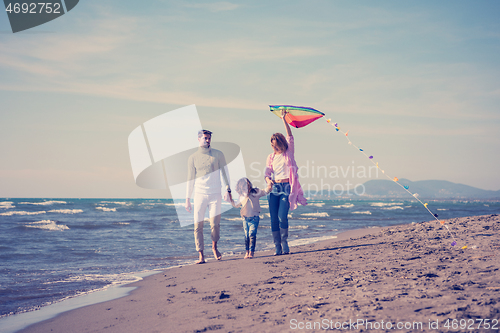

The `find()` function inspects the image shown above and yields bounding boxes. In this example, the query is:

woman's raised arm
[281,109,292,137]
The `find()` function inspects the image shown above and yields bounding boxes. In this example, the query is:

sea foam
[96,207,117,212]
[352,211,372,215]
[308,202,326,207]
[381,206,404,210]
[370,202,403,207]
[100,201,132,206]
[24,220,69,231]
[0,211,46,216]
[48,209,83,214]
[332,203,354,208]
[0,201,14,209]
[19,201,67,205]
[301,212,329,217]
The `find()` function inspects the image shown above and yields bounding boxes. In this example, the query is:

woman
[265,110,307,255]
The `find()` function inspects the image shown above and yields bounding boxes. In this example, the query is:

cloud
[0,2,499,121]
[184,2,240,13]
[0,7,325,111]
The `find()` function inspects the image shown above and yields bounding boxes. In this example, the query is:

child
[230,178,272,259]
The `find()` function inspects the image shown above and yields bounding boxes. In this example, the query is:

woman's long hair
[270,133,288,153]
[236,178,259,196]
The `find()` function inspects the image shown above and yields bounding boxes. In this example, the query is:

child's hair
[236,178,259,196]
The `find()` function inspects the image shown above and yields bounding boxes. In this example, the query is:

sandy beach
[17,214,500,332]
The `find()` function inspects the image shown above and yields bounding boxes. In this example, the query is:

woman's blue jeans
[268,182,290,232]
[243,216,260,251]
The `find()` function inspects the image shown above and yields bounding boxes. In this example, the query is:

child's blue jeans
[243,215,260,251]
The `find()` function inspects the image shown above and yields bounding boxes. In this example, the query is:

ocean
[0,198,498,321]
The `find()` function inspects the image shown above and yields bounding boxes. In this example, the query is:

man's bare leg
[212,241,222,260]
[197,251,205,264]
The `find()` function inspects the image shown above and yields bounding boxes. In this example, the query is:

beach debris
[420,273,439,278]
[219,291,230,299]
[311,302,329,309]
[181,287,198,294]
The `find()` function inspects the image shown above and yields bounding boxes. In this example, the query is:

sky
[0,0,499,198]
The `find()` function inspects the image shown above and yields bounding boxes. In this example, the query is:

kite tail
[325,118,462,249]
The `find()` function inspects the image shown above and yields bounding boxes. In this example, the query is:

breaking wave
[96,207,117,212]
[332,203,355,209]
[301,212,329,217]
[24,220,69,231]
[0,211,46,216]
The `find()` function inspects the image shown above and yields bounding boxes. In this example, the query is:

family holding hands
[185,110,307,264]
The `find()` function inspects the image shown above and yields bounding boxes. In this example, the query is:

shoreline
[9,213,499,332]
[0,226,379,333]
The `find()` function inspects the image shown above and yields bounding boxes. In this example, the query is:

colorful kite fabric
[270,105,325,128]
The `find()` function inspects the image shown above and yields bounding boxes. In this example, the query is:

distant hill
[355,179,500,199]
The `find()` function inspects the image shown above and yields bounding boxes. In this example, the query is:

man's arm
[185,155,195,213]
[219,152,231,191]
[218,151,233,203]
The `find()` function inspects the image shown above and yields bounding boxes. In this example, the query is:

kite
[270,105,325,128]
[271,105,461,248]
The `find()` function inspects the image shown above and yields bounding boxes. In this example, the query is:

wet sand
[19,214,500,332]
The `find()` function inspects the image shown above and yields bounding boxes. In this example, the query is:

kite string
[327,118,460,246]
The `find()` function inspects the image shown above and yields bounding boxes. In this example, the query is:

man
[185,129,231,264]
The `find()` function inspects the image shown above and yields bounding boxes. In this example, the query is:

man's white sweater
[186,146,230,198]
